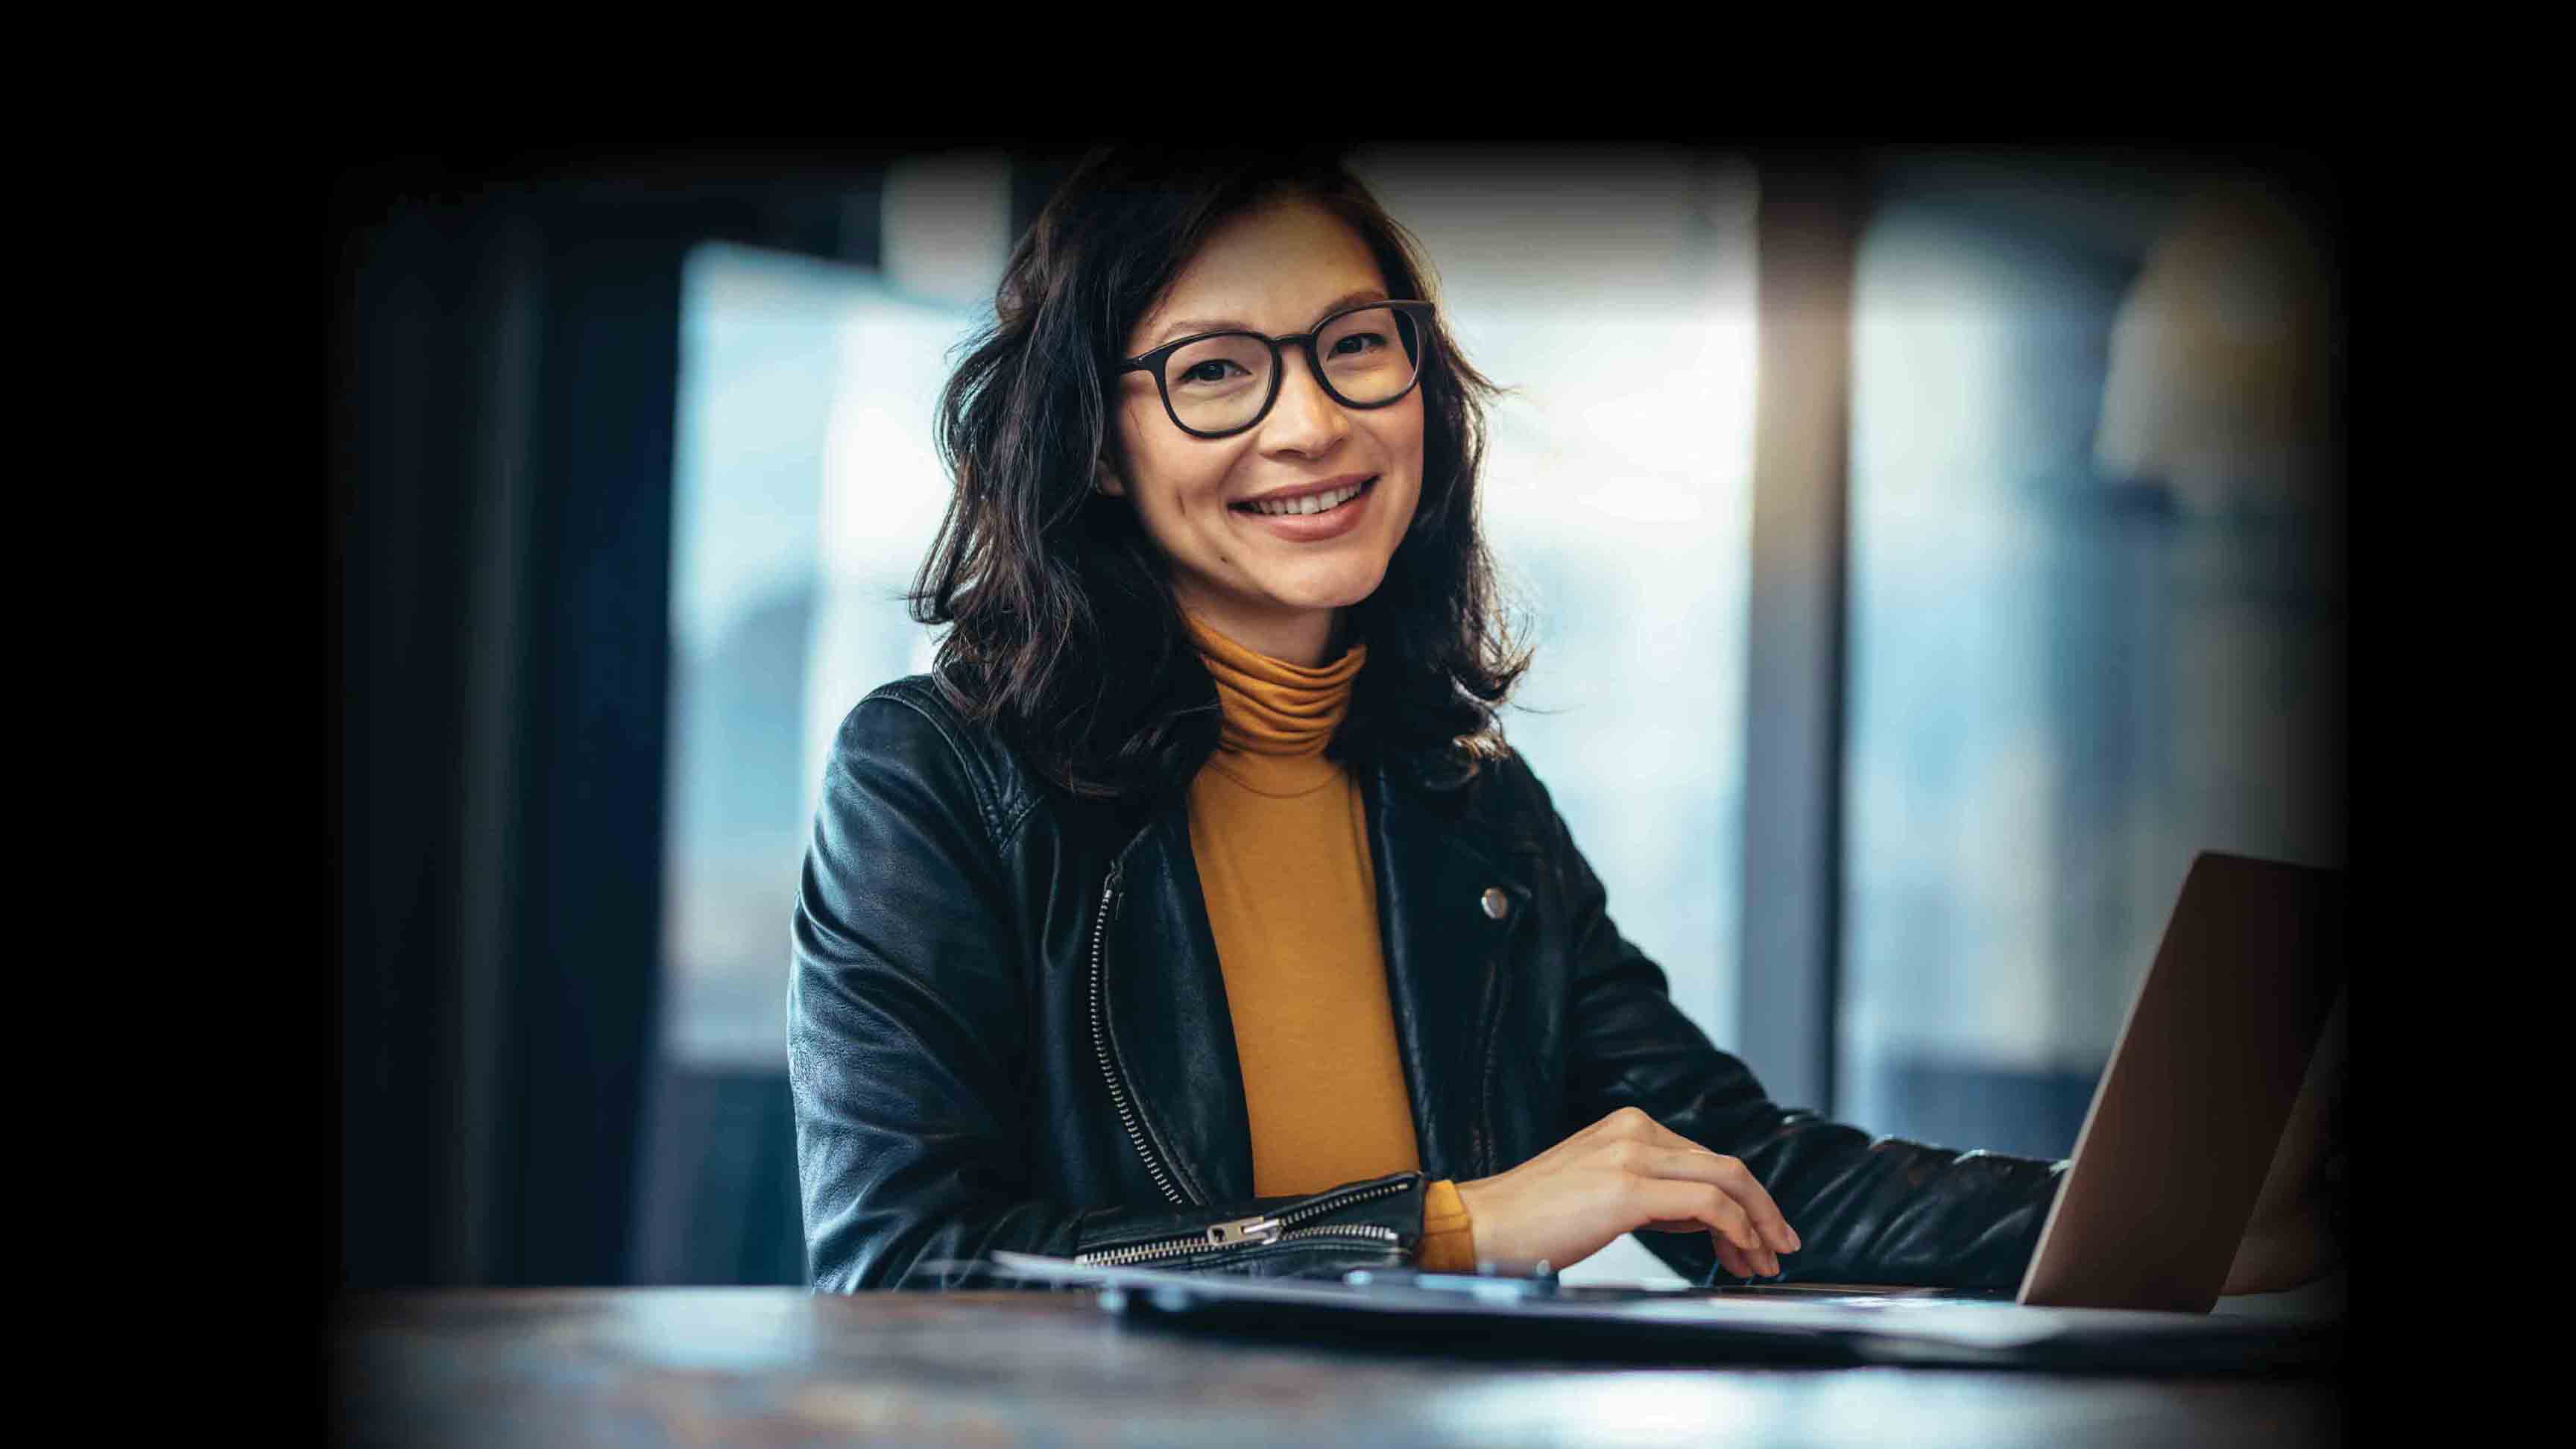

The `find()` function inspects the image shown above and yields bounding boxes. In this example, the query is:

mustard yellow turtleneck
[1179,609,1474,1272]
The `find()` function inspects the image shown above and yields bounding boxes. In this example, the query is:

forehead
[1131,198,1389,349]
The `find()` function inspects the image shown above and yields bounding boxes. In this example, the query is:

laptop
[986,851,2346,1370]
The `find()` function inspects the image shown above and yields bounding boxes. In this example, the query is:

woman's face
[1101,198,1425,666]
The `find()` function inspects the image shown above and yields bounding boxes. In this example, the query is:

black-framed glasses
[1115,300,1437,439]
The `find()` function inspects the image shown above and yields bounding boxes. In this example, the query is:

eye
[1330,330,1387,356]
[1178,359,1245,385]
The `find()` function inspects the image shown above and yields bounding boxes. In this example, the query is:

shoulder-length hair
[909,145,1532,804]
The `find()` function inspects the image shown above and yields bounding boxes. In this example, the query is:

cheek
[1380,398,1428,478]
[1375,405,1430,517]
[1169,481,1240,566]
[1124,426,1248,564]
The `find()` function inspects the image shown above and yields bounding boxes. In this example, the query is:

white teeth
[1248,480,1367,517]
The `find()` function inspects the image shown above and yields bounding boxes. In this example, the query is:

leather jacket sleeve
[1530,762,2068,1289]
[789,693,1427,1290]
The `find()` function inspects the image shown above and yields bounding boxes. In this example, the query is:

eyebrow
[1144,288,1392,350]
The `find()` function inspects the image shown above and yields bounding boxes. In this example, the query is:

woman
[789,147,2330,1293]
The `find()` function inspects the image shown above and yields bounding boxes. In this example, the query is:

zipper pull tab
[1206,1215,1283,1248]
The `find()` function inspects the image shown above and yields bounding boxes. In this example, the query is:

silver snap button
[1481,887,1510,921]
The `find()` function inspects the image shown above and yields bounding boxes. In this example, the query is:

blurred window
[662,242,982,1067]
[1836,165,2343,1159]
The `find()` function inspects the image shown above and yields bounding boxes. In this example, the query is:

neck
[1175,593,1346,668]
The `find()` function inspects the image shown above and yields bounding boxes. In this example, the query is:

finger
[1713,1236,1755,1280]
[1632,1146,1799,1258]
[1669,1145,1799,1254]
[1645,1217,1769,1281]
[1598,1110,1799,1258]
[1715,1235,1780,1281]
[1634,1178,1770,1266]
[1633,1135,1802,1254]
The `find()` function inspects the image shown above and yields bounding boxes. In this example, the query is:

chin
[1263,558,1395,613]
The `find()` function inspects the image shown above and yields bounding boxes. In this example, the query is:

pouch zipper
[1089,858,1187,1206]
[1073,1175,1412,1267]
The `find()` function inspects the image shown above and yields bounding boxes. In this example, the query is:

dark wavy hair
[909,145,1532,804]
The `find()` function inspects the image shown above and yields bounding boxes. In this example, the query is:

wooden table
[330,1289,2343,1447]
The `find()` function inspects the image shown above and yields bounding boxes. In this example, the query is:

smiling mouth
[1232,476,1377,517]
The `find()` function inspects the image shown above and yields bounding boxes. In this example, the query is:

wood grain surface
[329,1289,2340,1448]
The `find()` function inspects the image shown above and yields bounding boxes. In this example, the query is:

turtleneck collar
[1181,609,1367,798]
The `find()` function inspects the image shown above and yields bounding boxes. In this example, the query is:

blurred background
[333,143,2343,1290]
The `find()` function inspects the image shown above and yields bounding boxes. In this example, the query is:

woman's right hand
[1451,1107,1802,1278]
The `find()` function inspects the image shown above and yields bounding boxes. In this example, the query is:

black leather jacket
[790,673,2065,1292]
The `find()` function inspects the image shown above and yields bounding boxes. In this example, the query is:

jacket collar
[1096,744,1537,1205]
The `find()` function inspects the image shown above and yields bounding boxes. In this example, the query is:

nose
[1257,345,1350,453]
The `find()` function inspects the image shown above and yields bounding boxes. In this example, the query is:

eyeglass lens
[1162,307,1423,434]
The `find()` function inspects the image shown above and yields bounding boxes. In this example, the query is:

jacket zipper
[1073,1176,1411,1267]
[1089,858,1187,1206]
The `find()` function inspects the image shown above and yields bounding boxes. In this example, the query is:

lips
[1231,475,1380,540]
[1231,476,1378,517]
